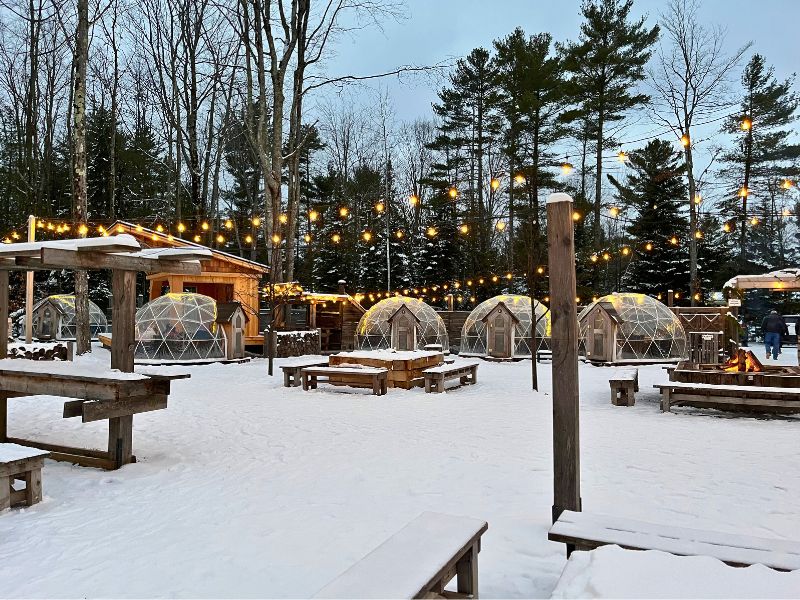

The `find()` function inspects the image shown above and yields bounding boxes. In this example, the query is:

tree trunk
[73,0,90,355]
[684,133,698,306]
[593,110,604,250]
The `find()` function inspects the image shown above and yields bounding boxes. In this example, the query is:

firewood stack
[8,343,71,361]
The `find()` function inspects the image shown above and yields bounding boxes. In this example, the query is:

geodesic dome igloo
[578,292,687,363]
[134,293,227,363]
[31,295,108,340]
[460,295,550,359]
[355,297,448,352]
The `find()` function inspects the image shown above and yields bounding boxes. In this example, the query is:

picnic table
[0,360,188,470]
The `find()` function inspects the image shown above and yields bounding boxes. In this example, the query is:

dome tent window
[578,293,687,363]
[31,295,108,341]
[134,293,227,363]
[460,295,550,359]
[355,297,448,352]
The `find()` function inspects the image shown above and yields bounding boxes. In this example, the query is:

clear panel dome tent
[31,295,108,340]
[460,295,551,359]
[134,293,227,363]
[578,292,687,363]
[355,297,449,352]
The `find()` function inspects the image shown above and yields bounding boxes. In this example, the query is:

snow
[334,349,442,361]
[661,381,800,394]
[0,234,140,255]
[0,442,49,462]
[423,360,480,373]
[547,192,574,204]
[276,330,318,336]
[551,545,800,599]
[0,347,798,598]
[0,358,148,380]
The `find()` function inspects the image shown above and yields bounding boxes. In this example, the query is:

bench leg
[471,367,477,384]
[302,372,309,391]
[425,377,431,393]
[0,475,9,511]
[610,387,619,405]
[372,377,381,396]
[382,377,387,395]
[456,541,479,598]
[293,372,302,387]
[24,468,42,505]
[283,371,291,387]
[626,384,635,407]
[660,388,671,412]
[311,375,317,390]
[108,415,133,469]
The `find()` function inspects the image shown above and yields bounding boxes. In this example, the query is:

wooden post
[0,270,8,359]
[25,215,34,343]
[667,289,674,308]
[546,193,581,525]
[111,270,136,373]
[108,414,133,468]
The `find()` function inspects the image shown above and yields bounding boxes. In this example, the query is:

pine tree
[608,139,689,294]
[720,54,800,272]
[560,0,660,251]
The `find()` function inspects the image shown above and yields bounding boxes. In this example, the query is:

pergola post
[111,269,137,373]
[547,193,581,526]
[0,271,8,359]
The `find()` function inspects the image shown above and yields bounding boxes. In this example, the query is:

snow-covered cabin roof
[724,268,800,290]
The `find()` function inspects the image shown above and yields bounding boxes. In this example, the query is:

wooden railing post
[111,269,136,373]
[547,193,581,526]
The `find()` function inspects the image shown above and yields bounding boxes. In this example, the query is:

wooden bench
[301,366,388,396]
[423,361,479,393]
[536,349,553,361]
[549,510,800,571]
[0,443,49,511]
[609,368,638,406]
[281,357,330,387]
[314,511,488,599]
[654,382,800,414]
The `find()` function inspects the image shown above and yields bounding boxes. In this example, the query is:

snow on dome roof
[355,296,448,351]
[460,294,550,357]
[134,292,226,363]
[578,292,687,361]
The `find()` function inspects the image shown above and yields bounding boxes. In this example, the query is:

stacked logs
[276,330,321,358]
[8,343,72,361]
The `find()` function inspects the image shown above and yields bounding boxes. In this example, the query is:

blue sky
[322,0,798,123]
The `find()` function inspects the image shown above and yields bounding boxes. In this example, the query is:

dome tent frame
[460,295,550,359]
[134,293,228,364]
[355,297,448,352]
[578,293,687,364]
[31,295,108,341]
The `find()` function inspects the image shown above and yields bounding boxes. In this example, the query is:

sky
[322,0,799,124]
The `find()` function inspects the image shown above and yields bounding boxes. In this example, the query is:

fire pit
[670,349,800,387]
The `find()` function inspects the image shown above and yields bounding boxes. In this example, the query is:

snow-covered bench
[314,511,488,598]
[301,366,388,396]
[609,368,638,406]
[548,510,800,571]
[654,382,800,414]
[0,443,49,511]
[423,361,479,393]
[280,357,330,387]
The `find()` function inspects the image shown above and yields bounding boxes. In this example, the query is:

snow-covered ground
[0,345,799,598]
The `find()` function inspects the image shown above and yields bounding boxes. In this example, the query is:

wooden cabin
[388,304,420,351]
[111,222,269,347]
[269,281,365,352]
[481,301,520,359]
[216,302,248,359]
[581,301,621,363]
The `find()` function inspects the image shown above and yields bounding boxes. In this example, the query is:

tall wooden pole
[111,270,136,373]
[547,192,581,525]
[25,215,35,343]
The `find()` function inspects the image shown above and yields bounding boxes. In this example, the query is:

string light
[680,134,690,147]
[339,207,349,218]
[448,187,458,199]
[490,177,500,190]
[782,179,794,189]
[738,186,749,198]
[750,216,759,226]
[177,223,186,233]
[602,252,611,261]
[495,220,506,231]
[252,216,262,227]
[307,211,318,223]
[409,194,420,206]
[362,231,373,242]
[514,174,526,185]
[245,235,253,244]
[216,234,225,244]
[505,272,512,280]
[561,161,574,176]
[591,255,598,263]
[395,230,405,239]
[78,224,88,236]
[375,201,385,213]
[740,117,752,131]
[332,233,341,243]
[622,247,630,256]
[426,226,437,237]
[278,214,288,225]
[572,211,581,221]
[609,207,620,218]
[459,224,469,234]
[617,150,628,162]
[304,234,311,243]
[723,222,732,233]
[201,221,209,231]
[156,224,164,232]
[694,230,703,239]
[694,194,702,205]
[271,233,281,244]
[536,266,544,274]
[492,275,499,282]
[670,236,679,245]
[645,242,653,251]
[193,235,201,242]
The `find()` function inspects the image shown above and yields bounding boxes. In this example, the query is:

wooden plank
[63,399,86,418]
[0,394,6,442]
[5,436,109,460]
[0,375,122,400]
[111,269,137,373]
[547,193,581,523]
[0,475,8,510]
[0,455,46,478]
[19,248,202,274]
[108,415,133,468]
[82,395,168,423]
[0,271,8,359]
[24,468,42,505]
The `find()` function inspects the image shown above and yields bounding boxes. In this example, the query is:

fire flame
[722,349,764,373]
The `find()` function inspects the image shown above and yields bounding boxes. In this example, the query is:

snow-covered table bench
[314,511,488,598]
[548,510,800,571]
[654,382,800,414]
[609,368,638,406]
[0,359,189,469]
[0,443,49,511]
[301,366,388,396]
[423,361,479,393]
[280,357,330,387]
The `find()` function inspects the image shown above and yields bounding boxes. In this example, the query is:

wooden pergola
[724,268,800,291]
[0,234,211,370]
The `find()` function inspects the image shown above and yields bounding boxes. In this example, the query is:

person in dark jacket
[762,310,789,360]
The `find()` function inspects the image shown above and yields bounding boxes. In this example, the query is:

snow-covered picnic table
[0,359,190,469]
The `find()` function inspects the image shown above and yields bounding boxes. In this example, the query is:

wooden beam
[82,395,167,423]
[111,269,137,373]
[0,270,8,358]
[18,248,202,274]
[546,193,581,525]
